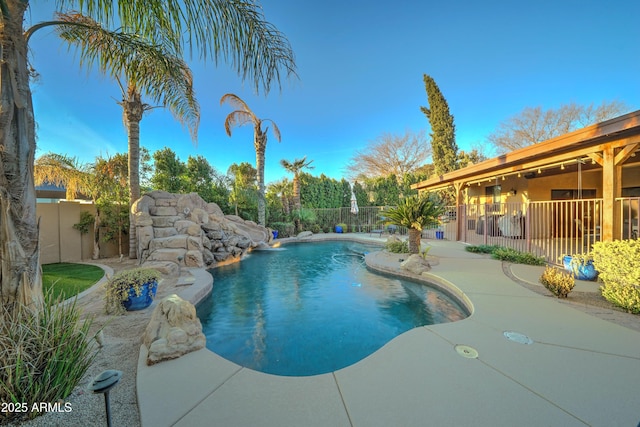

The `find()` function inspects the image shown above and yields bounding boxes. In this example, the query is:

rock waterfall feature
[131,191,272,269]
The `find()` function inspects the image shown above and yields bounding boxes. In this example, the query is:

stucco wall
[37,202,126,264]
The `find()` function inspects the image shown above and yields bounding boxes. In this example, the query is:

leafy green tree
[420,74,458,176]
[185,155,230,211]
[227,162,258,220]
[280,156,314,233]
[91,153,130,258]
[299,173,344,208]
[352,181,369,207]
[340,179,352,208]
[365,175,401,206]
[383,194,445,253]
[149,150,230,210]
[151,148,188,193]
[221,94,281,226]
[457,148,487,168]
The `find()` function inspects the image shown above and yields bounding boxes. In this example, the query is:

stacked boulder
[132,191,271,268]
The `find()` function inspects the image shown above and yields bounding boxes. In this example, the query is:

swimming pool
[197,240,468,376]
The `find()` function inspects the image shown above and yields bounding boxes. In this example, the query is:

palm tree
[53,12,199,259]
[280,157,314,233]
[269,179,293,217]
[384,194,445,254]
[1,0,296,311]
[221,93,281,226]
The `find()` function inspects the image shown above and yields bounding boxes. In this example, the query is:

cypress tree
[420,74,458,176]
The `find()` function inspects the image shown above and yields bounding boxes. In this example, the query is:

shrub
[310,223,322,234]
[386,239,409,253]
[591,240,640,314]
[0,299,98,423]
[467,245,545,265]
[539,266,575,298]
[491,247,546,266]
[465,244,504,254]
[271,222,295,238]
[336,223,347,232]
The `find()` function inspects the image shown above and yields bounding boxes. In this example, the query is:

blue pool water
[197,241,468,376]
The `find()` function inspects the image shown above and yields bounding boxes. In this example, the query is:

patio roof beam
[412,111,640,192]
[414,134,640,192]
[614,142,640,165]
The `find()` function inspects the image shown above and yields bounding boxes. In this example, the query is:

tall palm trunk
[122,86,143,259]
[254,132,267,226]
[408,228,422,254]
[0,3,44,311]
[292,174,301,232]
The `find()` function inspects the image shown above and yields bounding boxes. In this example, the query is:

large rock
[185,250,204,267]
[148,248,188,264]
[133,211,153,227]
[149,235,188,251]
[154,227,178,238]
[297,231,313,239]
[149,206,178,216]
[400,254,431,275]
[132,191,271,269]
[131,195,154,214]
[143,294,206,365]
[177,192,208,215]
[206,202,224,216]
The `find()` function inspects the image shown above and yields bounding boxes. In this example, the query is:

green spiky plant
[383,194,445,253]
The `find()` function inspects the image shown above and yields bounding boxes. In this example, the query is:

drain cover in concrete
[454,345,478,358]
[503,331,533,345]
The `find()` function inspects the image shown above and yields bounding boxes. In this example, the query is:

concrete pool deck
[137,236,640,427]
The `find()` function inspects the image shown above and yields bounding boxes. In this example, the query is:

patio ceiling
[413,110,640,192]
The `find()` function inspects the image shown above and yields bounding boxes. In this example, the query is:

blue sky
[28,0,640,185]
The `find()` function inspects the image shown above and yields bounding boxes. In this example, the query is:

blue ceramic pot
[562,256,598,281]
[335,225,343,233]
[123,280,158,311]
[272,230,279,239]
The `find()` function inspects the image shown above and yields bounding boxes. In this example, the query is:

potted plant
[335,223,347,233]
[105,267,161,314]
[562,253,598,281]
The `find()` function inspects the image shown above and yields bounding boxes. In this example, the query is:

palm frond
[383,195,445,231]
[264,119,281,142]
[34,153,91,199]
[223,110,256,136]
[55,12,200,141]
[220,93,251,112]
[55,0,297,94]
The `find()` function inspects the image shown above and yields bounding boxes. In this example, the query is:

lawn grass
[42,263,104,301]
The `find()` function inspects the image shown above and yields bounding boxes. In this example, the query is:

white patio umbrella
[350,189,359,214]
[350,187,360,232]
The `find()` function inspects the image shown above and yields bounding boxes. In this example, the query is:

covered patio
[412,110,640,263]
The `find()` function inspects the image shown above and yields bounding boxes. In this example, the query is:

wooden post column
[601,146,621,241]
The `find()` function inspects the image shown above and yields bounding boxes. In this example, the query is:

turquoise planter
[123,280,158,311]
[562,256,598,281]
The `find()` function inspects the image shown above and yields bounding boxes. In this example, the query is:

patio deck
[136,236,640,427]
